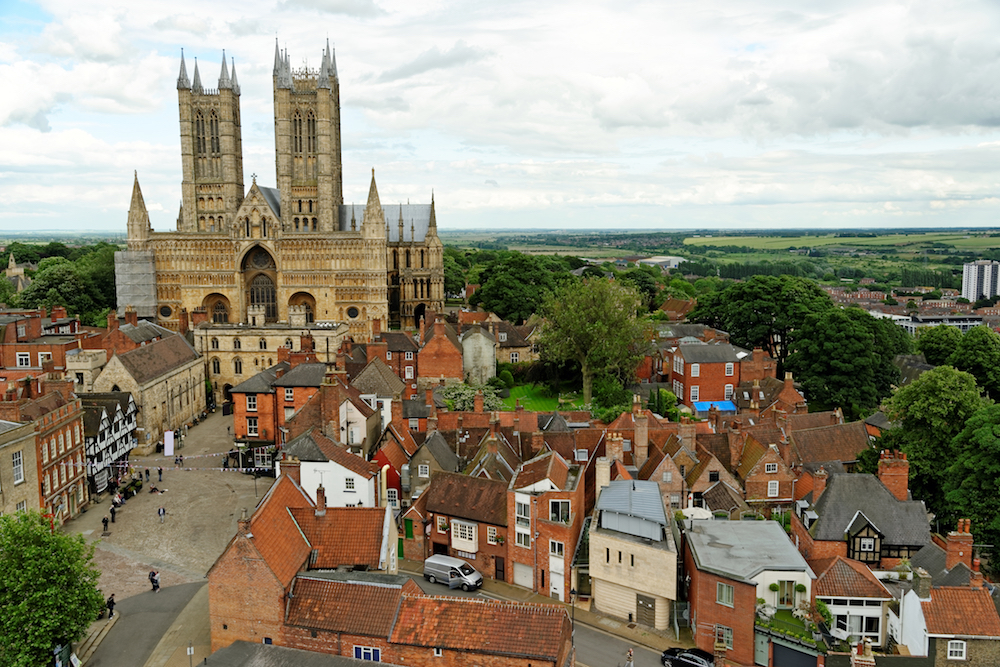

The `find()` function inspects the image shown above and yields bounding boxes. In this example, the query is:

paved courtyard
[64,409,275,601]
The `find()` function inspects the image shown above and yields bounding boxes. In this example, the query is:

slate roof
[272,363,328,387]
[811,474,930,547]
[791,421,870,465]
[81,392,132,438]
[702,481,750,516]
[421,320,461,351]
[418,431,460,472]
[230,362,290,394]
[286,575,417,637]
[734,377,785,411]
[811,556,893,599]
[389,595,569,660]
[595,479,666,525]
[339,203,432,241]
[424,471,507,526]
[910,542,973,588]
[118,320,172,344]
[488,321,528,348]
[283,429,381,477]
[921,587,1000,637]
[288,506,387,569]
[375,331,419,352]
[259,186,282,218]
[117,335,200,385]
[677,343,749,364]
[351,357,405,397]
[788,411,842,432]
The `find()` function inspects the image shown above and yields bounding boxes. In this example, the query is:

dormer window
[499,332,507,342]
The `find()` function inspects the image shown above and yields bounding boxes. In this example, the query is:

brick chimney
[595,457,611,498]
[945,518,974,571]
[391,394,403,426]
[277,344,291,366]
[427,404,438,432]
[319,374,343,440]
[367,340,387,364]
[315,485,326,516]
[281,455,301,485]
[190,307,209,327]
[107,309,118,331]
[473,390,484,413]
[418,315,426,342]
[971,558,984,590]
[913,567,932,599]
[777,436,791,467]
[300,334,315,354]
[878,450,910,502]
[850,639,876,667]
[607,431,624,462]
[813,466,828,501]
[634,396,648,467]
[178,308,189,335]
[678,415,696,447]
[124,306,138,327]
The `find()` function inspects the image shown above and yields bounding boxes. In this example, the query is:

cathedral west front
[116,41,444,339]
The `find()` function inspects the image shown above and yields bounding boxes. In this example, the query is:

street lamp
[569,587,577,654]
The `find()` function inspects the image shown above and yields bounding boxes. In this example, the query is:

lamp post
[570,587,577,654]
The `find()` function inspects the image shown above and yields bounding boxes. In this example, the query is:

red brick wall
[789,511,845,562]
[423,512,509,581]
[668,357,740,405]
[208,538,289,652]
[392,645,559,667]
[275,386,319,439]
[418,329,462,382]
[685,539,757,666]
[744,450,797,505]
[232,391,278,443]
[281,626,391,659]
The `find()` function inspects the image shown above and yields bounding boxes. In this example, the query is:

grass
[502,383,585,412]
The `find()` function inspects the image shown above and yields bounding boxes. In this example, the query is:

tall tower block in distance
[273,41,343,233]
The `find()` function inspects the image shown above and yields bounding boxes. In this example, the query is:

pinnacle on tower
[429,190,437,230]
[191,58,203,94]
[177,49,190,90]
[219,50,232,89]
[230,58,240,94]
[318,43,331,89]
[7,253,15,270]
[128,171,151,233]
[329,40,338,80]
[273,39,282,76]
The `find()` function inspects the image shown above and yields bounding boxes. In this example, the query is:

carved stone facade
[119,42,444,340]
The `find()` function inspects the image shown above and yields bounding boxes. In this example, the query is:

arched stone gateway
[241,246,277,322]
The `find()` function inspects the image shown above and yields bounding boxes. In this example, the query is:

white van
[422,555,483,591]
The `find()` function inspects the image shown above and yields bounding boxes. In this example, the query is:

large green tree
[0,512,103,667]
[785,307,909,419]
[945,404,1000,551]
[883,365,992,516]
[947,326,1000,400]
[688,274,832,372]
[470,252,573,323]
[16,259,103,325]
[539,277,650,404]
[916,325,962,366]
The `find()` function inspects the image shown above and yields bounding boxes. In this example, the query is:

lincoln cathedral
[116,41,444,338]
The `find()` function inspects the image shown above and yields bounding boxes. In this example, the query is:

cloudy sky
[3,0,1000,234]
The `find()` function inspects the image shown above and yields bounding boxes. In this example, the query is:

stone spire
[428,190,438,233]
[177,49,190,89]
[410,220,415,243]
[191,58,203,94]
[351,205,356,231]
[330,40,338,80]
[273,39,282,76]
[398,203,404,241]
[127,171,151,247]
[218,50,232,89]
[230,58,240,94]
[362,169,386,235]
[318,43,331,90]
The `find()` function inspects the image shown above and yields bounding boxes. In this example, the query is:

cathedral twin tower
[118,41,444,337]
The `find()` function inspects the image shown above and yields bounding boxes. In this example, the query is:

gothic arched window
[211,358,221,375]
[233,338,241,350]
[249,274,277,321]
[212,303,228,324]
[245,218,251,237]
[195,111,206,156]
[233,358,243,375]
[307,111,317,153]
[211,337,219,349]
[209,111,220,155]
[293,111,303,154]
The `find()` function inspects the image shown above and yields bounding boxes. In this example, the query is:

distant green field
[502,384,584,412]
[684,232,1000,251]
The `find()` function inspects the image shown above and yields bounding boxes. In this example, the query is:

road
[409,575,664,667]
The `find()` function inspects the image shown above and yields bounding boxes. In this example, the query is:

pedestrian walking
[153,571,161,593]
[179,455,183,467]
[625,648,634,667]
[158,506,166,523]
[145,468,150,482]
[110,505,116,523]
[106,594,116,618]
[157,466,163,482]
[102,515,109,532]
[148,570,157,591]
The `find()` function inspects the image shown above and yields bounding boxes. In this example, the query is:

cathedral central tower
[273,40,343,233]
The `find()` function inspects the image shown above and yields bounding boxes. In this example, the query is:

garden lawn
[503,384,584,411]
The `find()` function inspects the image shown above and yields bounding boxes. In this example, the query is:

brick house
[811,556,893,648]
[0,307,104,383]
[487,319,534,365]
[664,342,746,407]
[402,471,508,581]
[589,479,677,630]
[684,520,813,666]
[277,429,383,508]
[791,452,929,569]
[507,450,585,602]
[0,378,88,524]
[406,430,460,504]
[417,317,463,388]
[738,438,797,514]
[371,421,419,510]
[369,332,420,399]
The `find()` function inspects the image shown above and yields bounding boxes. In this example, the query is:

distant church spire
[318,43,331,90]
[127,171,151,249]
[428,190,437,232]
[191,58,203,94]
[177,49,190,90]
[362,169,386,237]
[230,58,240,94]
[218,50,232,89]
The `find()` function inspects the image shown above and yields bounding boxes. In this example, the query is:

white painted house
[278,427,383,508]
[81,392,137,495]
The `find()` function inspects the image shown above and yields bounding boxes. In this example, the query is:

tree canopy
[883,365,992,517]
[538,277,650,404]
[916,325,962,366]
[687,275,833,372]
[946,326,1000,400]
[0,511,103,667]
[469,252,573,324]
[945,404,1000,552]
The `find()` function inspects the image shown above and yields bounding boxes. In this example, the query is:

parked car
[661,647,715,667]
[422,554,483,592]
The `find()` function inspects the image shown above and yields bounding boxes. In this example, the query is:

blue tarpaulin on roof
[692,400,737,414]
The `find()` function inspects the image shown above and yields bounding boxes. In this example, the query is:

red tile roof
[791,421,870,465]
[811,556,892,599]
[286,576,420,636]
[922,587,1000,637]
[514,451,570,490]
[309,429,381,477]
[389,595,570,660]
[248,475,315,587]
[288,506,388,570]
